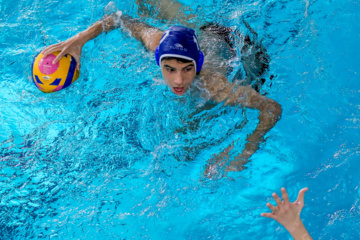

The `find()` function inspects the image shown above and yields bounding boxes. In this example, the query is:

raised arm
[41,12,163,69]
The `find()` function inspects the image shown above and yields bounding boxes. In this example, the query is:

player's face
[160,59,196,96]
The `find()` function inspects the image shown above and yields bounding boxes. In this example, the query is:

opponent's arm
[261,188,313,240]
[41,13,163,69]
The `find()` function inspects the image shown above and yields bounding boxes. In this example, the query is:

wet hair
[161,56,193,64]
[161,56,200,74]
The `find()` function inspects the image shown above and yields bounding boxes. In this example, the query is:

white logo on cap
[170,43,187,51]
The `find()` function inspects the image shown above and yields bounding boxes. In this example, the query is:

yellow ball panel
[32,51,79,93]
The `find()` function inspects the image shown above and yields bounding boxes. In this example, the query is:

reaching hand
[203,144,233,179]
[203,154,227,180]
[41,34,85,70]
[261,187,313,240]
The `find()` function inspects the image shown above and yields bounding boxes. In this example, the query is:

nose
[174,72,184,86]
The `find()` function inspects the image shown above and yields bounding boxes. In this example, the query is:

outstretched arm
[120,15,163,51]
[41,12,163,69]
[261,188,313,240]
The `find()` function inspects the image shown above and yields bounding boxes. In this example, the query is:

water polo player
[41,2,282,176]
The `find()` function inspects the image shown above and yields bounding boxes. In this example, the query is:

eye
[166,67,175,73]
[184,67,193,72]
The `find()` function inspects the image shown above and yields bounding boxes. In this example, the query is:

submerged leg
[199,21,271,92]
[199,22,239,77]
[238,20,271,92]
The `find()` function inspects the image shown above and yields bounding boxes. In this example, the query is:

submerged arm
[224,83,282,170]
[200,69,282,174]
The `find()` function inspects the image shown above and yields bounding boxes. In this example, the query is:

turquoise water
[1,0,359,239]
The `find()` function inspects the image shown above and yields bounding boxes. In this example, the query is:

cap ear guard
[197,51,204,73]
[155,46,160,66]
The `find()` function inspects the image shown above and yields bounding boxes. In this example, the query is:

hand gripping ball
[32,51,79,93]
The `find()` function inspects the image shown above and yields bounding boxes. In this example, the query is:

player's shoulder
[198,67,233,102]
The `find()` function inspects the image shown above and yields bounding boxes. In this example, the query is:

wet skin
[160,59,196,96]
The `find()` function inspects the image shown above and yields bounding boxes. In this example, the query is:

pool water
[1,0,359,239]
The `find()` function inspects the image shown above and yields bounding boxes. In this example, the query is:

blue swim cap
[155,25,204,73]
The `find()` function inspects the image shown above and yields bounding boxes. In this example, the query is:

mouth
[173,87,185,95]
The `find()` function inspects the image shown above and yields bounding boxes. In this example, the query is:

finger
[272,192,282,206]
[261,212,275,219]
[41,48,53,58]
[52,51,66,64]
[204,165,216,179]
[295,187,308,204]
[40,48,47,55]
[266,202,276,212]
[73,55,81,71]
[42,48,58,58]
[41,45,60,58]
[41,46,54,55]
[281,187,289,203]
